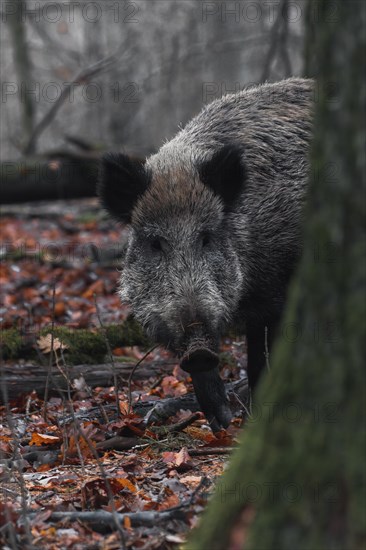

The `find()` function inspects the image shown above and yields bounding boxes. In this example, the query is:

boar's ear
[198,144,245,209]
[98,152,150,223]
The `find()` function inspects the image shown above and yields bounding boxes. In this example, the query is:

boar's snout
[180,344,232,433]
[154,308,233,432]
[180,347,219,373]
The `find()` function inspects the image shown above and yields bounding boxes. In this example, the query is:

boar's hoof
[189,368,233,433]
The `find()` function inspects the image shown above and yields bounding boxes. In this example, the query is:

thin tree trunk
[7,0,36,154]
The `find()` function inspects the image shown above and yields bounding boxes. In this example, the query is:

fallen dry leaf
[162,446,193,470]
[29,433,61,446]
[176,447,192,467]
[123,516,132,529]
[37,334,68,354]
[113,478,137,493]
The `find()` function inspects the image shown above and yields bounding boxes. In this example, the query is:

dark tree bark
[188,1,365,549]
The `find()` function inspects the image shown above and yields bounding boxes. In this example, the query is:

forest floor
[0,199,247,550]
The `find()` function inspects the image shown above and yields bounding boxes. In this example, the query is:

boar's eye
[150,237,170,254]
[201,233,211,248]
[151,237,163,252]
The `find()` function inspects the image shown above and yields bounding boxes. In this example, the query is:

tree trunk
[188,1,366,549]
[7,0,36,154]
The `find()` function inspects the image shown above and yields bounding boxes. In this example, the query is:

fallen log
[0,355,248,419]
[27,507,188,532]
[0,360,174,402]
[0,150,146,204]
[0,153,100,204]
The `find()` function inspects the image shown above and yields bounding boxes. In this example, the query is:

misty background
[1,0,307,163]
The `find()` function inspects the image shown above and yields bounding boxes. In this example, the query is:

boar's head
[98,145,246,432]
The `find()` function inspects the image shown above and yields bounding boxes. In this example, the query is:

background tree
[188,0,366,548]
[1,1,305,161]
[7,0,36,154]
[0,1,306,204]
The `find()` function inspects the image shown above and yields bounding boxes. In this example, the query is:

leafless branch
[127,345,159,415]
[94,294,121,417]
[28,508,187,529]
[27,16,82,65]
[43,282,56,420]
[265,326,271,371]
[24,54,116,155]
[70,417,127,548]
[56,339,127,547]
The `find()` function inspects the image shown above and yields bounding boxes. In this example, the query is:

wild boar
[99,78,313,431]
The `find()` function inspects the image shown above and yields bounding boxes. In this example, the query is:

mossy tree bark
[187,1,365,549]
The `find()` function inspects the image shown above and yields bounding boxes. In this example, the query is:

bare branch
[23,54,116,155]
[94,294,121,417]
[127,345,159,414]
[43,282,56,420]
